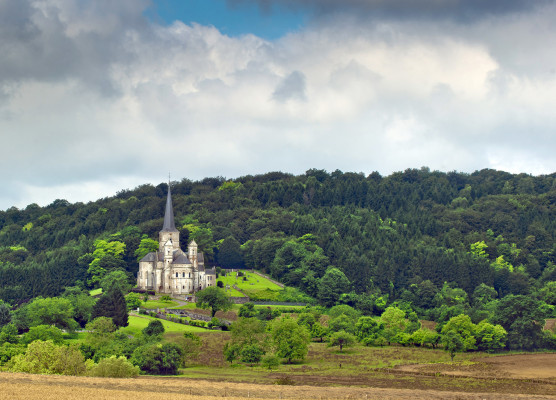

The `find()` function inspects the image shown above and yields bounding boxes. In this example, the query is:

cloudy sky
[1,0,555,210]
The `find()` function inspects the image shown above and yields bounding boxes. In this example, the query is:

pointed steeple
[161,184,178,232]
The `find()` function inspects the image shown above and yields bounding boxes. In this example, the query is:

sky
[1,0,556,210]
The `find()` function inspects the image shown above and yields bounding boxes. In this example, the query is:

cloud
[272,71,307,102]
[228,0,552,21]
[1,0,555,210]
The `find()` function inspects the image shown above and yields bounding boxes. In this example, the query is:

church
[136,186,216,294]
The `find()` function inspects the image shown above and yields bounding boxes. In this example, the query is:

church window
[175,272,178,278]
[182,272,185,277]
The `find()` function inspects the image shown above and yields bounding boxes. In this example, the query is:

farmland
[1,349,555,399]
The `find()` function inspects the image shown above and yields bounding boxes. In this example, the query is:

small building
[136,185,216,294]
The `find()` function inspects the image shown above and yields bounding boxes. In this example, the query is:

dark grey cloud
[228,0,552,21]
[0,0,149,94]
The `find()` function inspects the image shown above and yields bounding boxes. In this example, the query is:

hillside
[0,168,555,312]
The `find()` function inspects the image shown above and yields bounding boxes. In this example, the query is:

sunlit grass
[122,314,218,335]
[141,300,179,309]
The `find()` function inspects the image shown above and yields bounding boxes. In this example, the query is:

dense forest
[0,168,555,321]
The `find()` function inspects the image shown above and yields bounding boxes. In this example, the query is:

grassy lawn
[89,288,102,296]
[122,314,218,335]
[217,270,282,300]
[141,300,179,309]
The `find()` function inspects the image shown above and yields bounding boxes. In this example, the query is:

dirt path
[1,372,555,400]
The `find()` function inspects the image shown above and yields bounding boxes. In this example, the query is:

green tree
[441,314,477,351]
[143,319,165,337]
[475,321,507,352]
[238,302,257,318]
[472,283,498,307]
[355,316,384,345]
[329,314,356,334]
[379,306,407,344]
[62,288,96,328]
[125,292,142,311]
[87,240,127,288]
[85,317,117,349]
[239,344,264,365]
[13,297,76,332]
[328,330,357,352]
[195,287,232,318]
[217,236,244,269]
[0,323,19,345]
[296,312,316,330]
[310,322,329,343]
[131,342,183,375]
[91,286,128,327]
[134,238,159,262]
[100,269,132,294]
[21,325,64,345]
[0,300,11,328]
[442,331,465,361]
[490,295,546,350]
[317,267,350,307]
[270,316,310,364]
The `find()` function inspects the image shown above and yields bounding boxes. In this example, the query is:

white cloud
[1,0,555,210]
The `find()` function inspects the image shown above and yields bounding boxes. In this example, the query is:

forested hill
[1,168,555,311]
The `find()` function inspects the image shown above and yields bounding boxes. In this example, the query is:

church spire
[161,183,178,232]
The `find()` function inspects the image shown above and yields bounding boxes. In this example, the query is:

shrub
[143,319,165,337]
[261,354,280,370]
[239,344,264,364]
[131,342,183,375]
[10,340,88,376]
[21,325,64,345]
[89,355,139,378]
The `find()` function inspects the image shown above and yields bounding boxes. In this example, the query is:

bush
[143,320,165,337]
[217,281,224,288]
[20,325,64,345]
[131,342,183,375]
[261,353,280,370]
[89,356,139,378]
[240,344,264,365]
[10,340,88,376]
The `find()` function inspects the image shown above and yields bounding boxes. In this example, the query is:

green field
[217,270,282,300]
[141,300,179,309]
[122,314,216,335]
[88,288,102,296]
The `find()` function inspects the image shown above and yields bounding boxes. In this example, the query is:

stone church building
[136,186,216,294]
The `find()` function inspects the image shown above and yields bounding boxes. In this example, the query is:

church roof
[161,185,178,232]
[189,239,198,247]
[139,252,158,262]
[197,253,204,264]
[173,253,190,265]
[205,266,216,275]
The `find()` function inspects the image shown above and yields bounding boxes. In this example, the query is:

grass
[89,288,102,296]
[121,314,218,335]
[141,300,179,309]
[217,270,282,300]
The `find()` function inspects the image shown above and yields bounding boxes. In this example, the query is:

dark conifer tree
[91,286,128,327]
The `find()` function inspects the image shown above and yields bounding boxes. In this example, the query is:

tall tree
[195,286,232,318]
[91,286,128,327]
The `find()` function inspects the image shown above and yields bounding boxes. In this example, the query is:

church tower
[159,184,180,253]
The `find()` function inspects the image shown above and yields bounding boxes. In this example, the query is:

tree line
[0,168,554,340]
